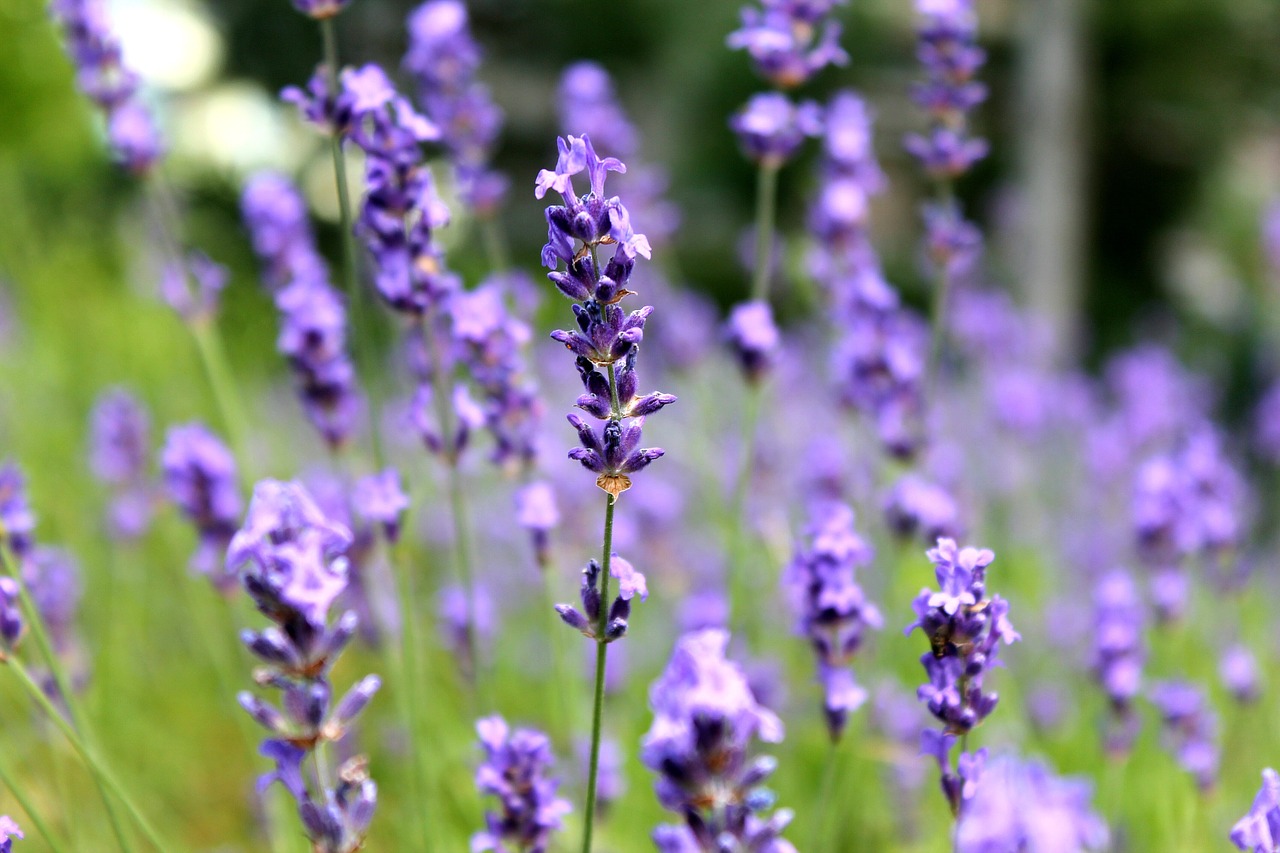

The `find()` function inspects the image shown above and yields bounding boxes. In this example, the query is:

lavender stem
[580,492,616,853]
[320,15,386,471]
[750,162,781,303]
[0,748,66,853]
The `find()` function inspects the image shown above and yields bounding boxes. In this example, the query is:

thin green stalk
[0,745,67,853]
[2,548,133,853]
[750,163,781,303]
[726,381,765,646]
[190,320,252,485]
[808,742,841,852]
[923,178,956,397]
[580,494,616,853]
[320,15,385,471]
[5,656,175,852]
[388,539,433,852]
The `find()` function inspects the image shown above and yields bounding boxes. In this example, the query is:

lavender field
[0,0,1279,850]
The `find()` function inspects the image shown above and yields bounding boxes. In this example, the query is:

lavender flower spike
[784,501,881,740]
[0,463,36,561]
[728,0,849,89]
[472,715,571,853]
[1232,768,1280,852]
[555,554,648,642]
[89,388,154,539]
[0,817,21,853]
[160,424,243,591]
[643,629,793,852]
[1149,681,1220,792]
[955,756,1108,852]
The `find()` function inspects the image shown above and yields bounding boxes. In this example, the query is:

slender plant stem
[1,547,134,852]
[5,656,174,852]
[750,162,781,303]
[580,494,616,853]
[190,320,252,486]
[0,745,67,853]
[388,538,433,852]
[808,741,841,852]
[320,15,386,471]
[923,178,956,397]
[726,380,765,646]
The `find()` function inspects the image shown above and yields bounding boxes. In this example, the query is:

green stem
[924,178,956,397]
[580,493,616,853]
[190,321,252,487]
[2,547,133,853]
[388,538,434,851]
[808,742,841,852]
[5,656,175,852]
[320,15,385,471]
[726,381,765,647]
[750,163,781,303]
[0,746,67,853]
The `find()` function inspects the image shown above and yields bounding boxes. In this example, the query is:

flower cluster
[883,473,960,543]
[1232,768,1280,852]
[1220,644,1260,705]
[906,538,1019,814]
[1149,680,1219,792]
[727,0,849,89]
[783,501,881,740]
[88,388,154,539]
[228,481,380,853]
[731,94,822,168]
[1090,570,1144,754]
[642,629,795,852]
[555,555,647,642]
[160,424,243,591]
[242,172,360,449]
[471,715,571,853]
[536,134,671,501]
[404,0,508,215]
[0,463,36,562]
[954,756,1108,852]
[160,251,228,326]
[50,0,164,173]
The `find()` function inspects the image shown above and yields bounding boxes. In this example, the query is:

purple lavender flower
[0,817,21,853]
[0,463,36,561]
[89,388,154,539]
[50,0,165,172]
[905,0,988,181]
[1231,768,1280,852]
[783,501,881,739]
[907,537,1019,814]
[472,715,571,853]
[1252,379,1280,463]
[727,0,849,89]
[405,0,508,215]
[642,629,794,852]
[726,300,781,382]
[160,423,242,591]
[555,554,647,642]
[160,251,228,325]
[515,481,559,569]
[0,578,24,653]
[241,171,328,296]
[954,756,1108,852]
[291,0,351,19]
[437,582,493,678]
[537,134,672,501]
[1090,569,1144,754]
[730,93,822,167]
[24,547,81,662]
[1149,680,1220,792]
[230,480,379,853]
[883,474,960,543]
[351,469,408,544]
[559,62,638,160]
[1262,198,1280,274]
[1220,644,1261,704]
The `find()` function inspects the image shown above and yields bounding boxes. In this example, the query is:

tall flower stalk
[537,134,670,852]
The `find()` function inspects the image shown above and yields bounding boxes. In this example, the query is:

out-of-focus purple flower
[728,0,848,89]
[437,582,493,678]
[160,424,243,590]
[0,578,24,653]
[726,300,780,382]
[1220,644,1260,705]
[1231,768,1280,852]
[241,171,327,295]
[89,388,150,486]
[0,463,36,561]
[1263,199,1280,276]
[1090,569,1144,754]
[24,547,81,660]
[1149,680,1220,792]
[643,629,793,852]
[905,0,987,181]
[472,715,571,853]
[730,93,822,167]
[884,474,959,543]
[291,0,350,19]
[0,816,21,853]
[404,0,507,215]
[352,469,408,544]
[559,62,638,160]
[515,481,559,569]
[954,755,1108,852]
[50,0,165,173]
[160,251,228,325]
[1252,380,1280,464]
[907,537,1019,815]
[784,501,881,740]
[555,554,647,643]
